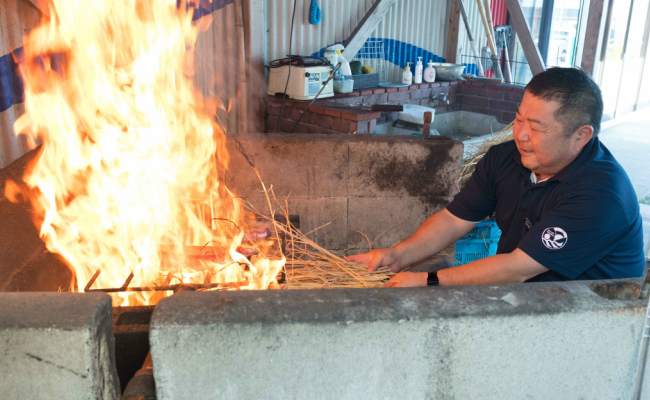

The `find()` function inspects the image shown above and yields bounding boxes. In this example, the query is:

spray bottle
[329,44,351,75]
[403,62,413,85]
[414,57,423,84]
[323,47,339,66]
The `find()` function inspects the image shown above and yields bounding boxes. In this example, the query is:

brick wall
[457,81,525,123]
[265,80,525,134]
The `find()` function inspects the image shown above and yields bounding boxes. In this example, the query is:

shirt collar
[511,137,598,183]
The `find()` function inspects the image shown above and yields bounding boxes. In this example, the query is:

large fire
[5,0,284,305]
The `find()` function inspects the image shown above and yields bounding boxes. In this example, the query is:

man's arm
[385,249,550,287]
[345,208,477,272]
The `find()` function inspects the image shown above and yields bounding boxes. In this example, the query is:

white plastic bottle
[424,60,436,83]
[414,57,423,84]
[338,53,352,75]
[403,62,413,85]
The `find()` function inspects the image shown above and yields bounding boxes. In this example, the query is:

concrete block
[225,134,349,198]
[348,136,463,199]
[149,280,650,400]
[347,196,453,249]
[0,293,120,400]
[243,196,348,250]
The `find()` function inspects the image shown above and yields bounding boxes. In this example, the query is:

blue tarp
[311,38,445,70]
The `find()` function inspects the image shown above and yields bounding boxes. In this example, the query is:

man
[346,67,645,287]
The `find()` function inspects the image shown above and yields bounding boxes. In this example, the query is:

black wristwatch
[427,271,440,286]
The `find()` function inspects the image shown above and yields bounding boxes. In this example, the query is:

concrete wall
[0,292,120,399]
[149,279,650,400]
[224,134,463,251]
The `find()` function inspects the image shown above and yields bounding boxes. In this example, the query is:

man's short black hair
[525,67,603,137]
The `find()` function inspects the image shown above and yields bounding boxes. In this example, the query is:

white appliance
[267,65,334,100]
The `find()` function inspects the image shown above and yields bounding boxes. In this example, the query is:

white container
[333,79,354,93]
[414,57,423,84]
[424,60,436,83]
[403,62,413,85]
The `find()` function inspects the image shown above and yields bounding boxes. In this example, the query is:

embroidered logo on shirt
[542,227,568,250]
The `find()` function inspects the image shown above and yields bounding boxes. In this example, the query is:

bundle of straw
[243,190,396,289]
[459,121,514,188]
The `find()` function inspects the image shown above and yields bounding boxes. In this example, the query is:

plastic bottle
[424,60,436,83]
[338,53,352,75]
[414,57,423,84]
[323,47,339,66]
[403,62,413,85]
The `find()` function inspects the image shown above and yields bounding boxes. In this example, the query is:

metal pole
[633,260,650,400]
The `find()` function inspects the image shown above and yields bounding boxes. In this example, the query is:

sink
[397,104,436,125]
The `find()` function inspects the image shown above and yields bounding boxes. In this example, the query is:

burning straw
[459,121,514,188]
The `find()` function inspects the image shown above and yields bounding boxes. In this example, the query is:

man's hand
[384,272,428,287]
[344,248,404,273]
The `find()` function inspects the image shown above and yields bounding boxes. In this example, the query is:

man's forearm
[437,250,549,285]
[394,209,476,267]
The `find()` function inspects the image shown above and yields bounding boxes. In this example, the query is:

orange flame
[7,0,284,305]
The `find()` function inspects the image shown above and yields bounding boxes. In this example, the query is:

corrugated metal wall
[193,1,242,135]
[264,0,448,83]
[0,0,41,169]
[456,0,508,77]
[0,0,243,169]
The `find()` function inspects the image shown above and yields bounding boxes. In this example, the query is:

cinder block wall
[149,279,650,400]
[224,134,463,252]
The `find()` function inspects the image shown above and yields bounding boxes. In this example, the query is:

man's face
[513,92,583,179]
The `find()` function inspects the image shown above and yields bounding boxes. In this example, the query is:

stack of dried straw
[245,193,395,289]
[459,121,513,188]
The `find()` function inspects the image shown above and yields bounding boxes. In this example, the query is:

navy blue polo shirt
[446,137,645,281]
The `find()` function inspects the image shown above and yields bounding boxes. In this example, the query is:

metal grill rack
[84,268,249,294]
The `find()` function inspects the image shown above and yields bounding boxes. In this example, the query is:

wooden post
[243,0,265,133]
[475,0,497,55]
[446,0,461,63]
[233,0,248,134]
[341,0,398,61]
[580,0,607,77]
[503,0,545,75]
[483,0,498,52]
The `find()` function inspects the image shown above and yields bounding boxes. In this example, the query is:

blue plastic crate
[454,221,501,266]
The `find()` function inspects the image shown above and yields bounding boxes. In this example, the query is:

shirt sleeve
[446,147,498,222]
[517,190,629,278]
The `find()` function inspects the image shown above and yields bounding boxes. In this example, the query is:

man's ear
[574,125,594,146]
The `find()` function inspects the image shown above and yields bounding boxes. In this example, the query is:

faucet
[431,93,450,106]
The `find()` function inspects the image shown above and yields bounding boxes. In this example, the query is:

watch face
[427,271,440,286]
